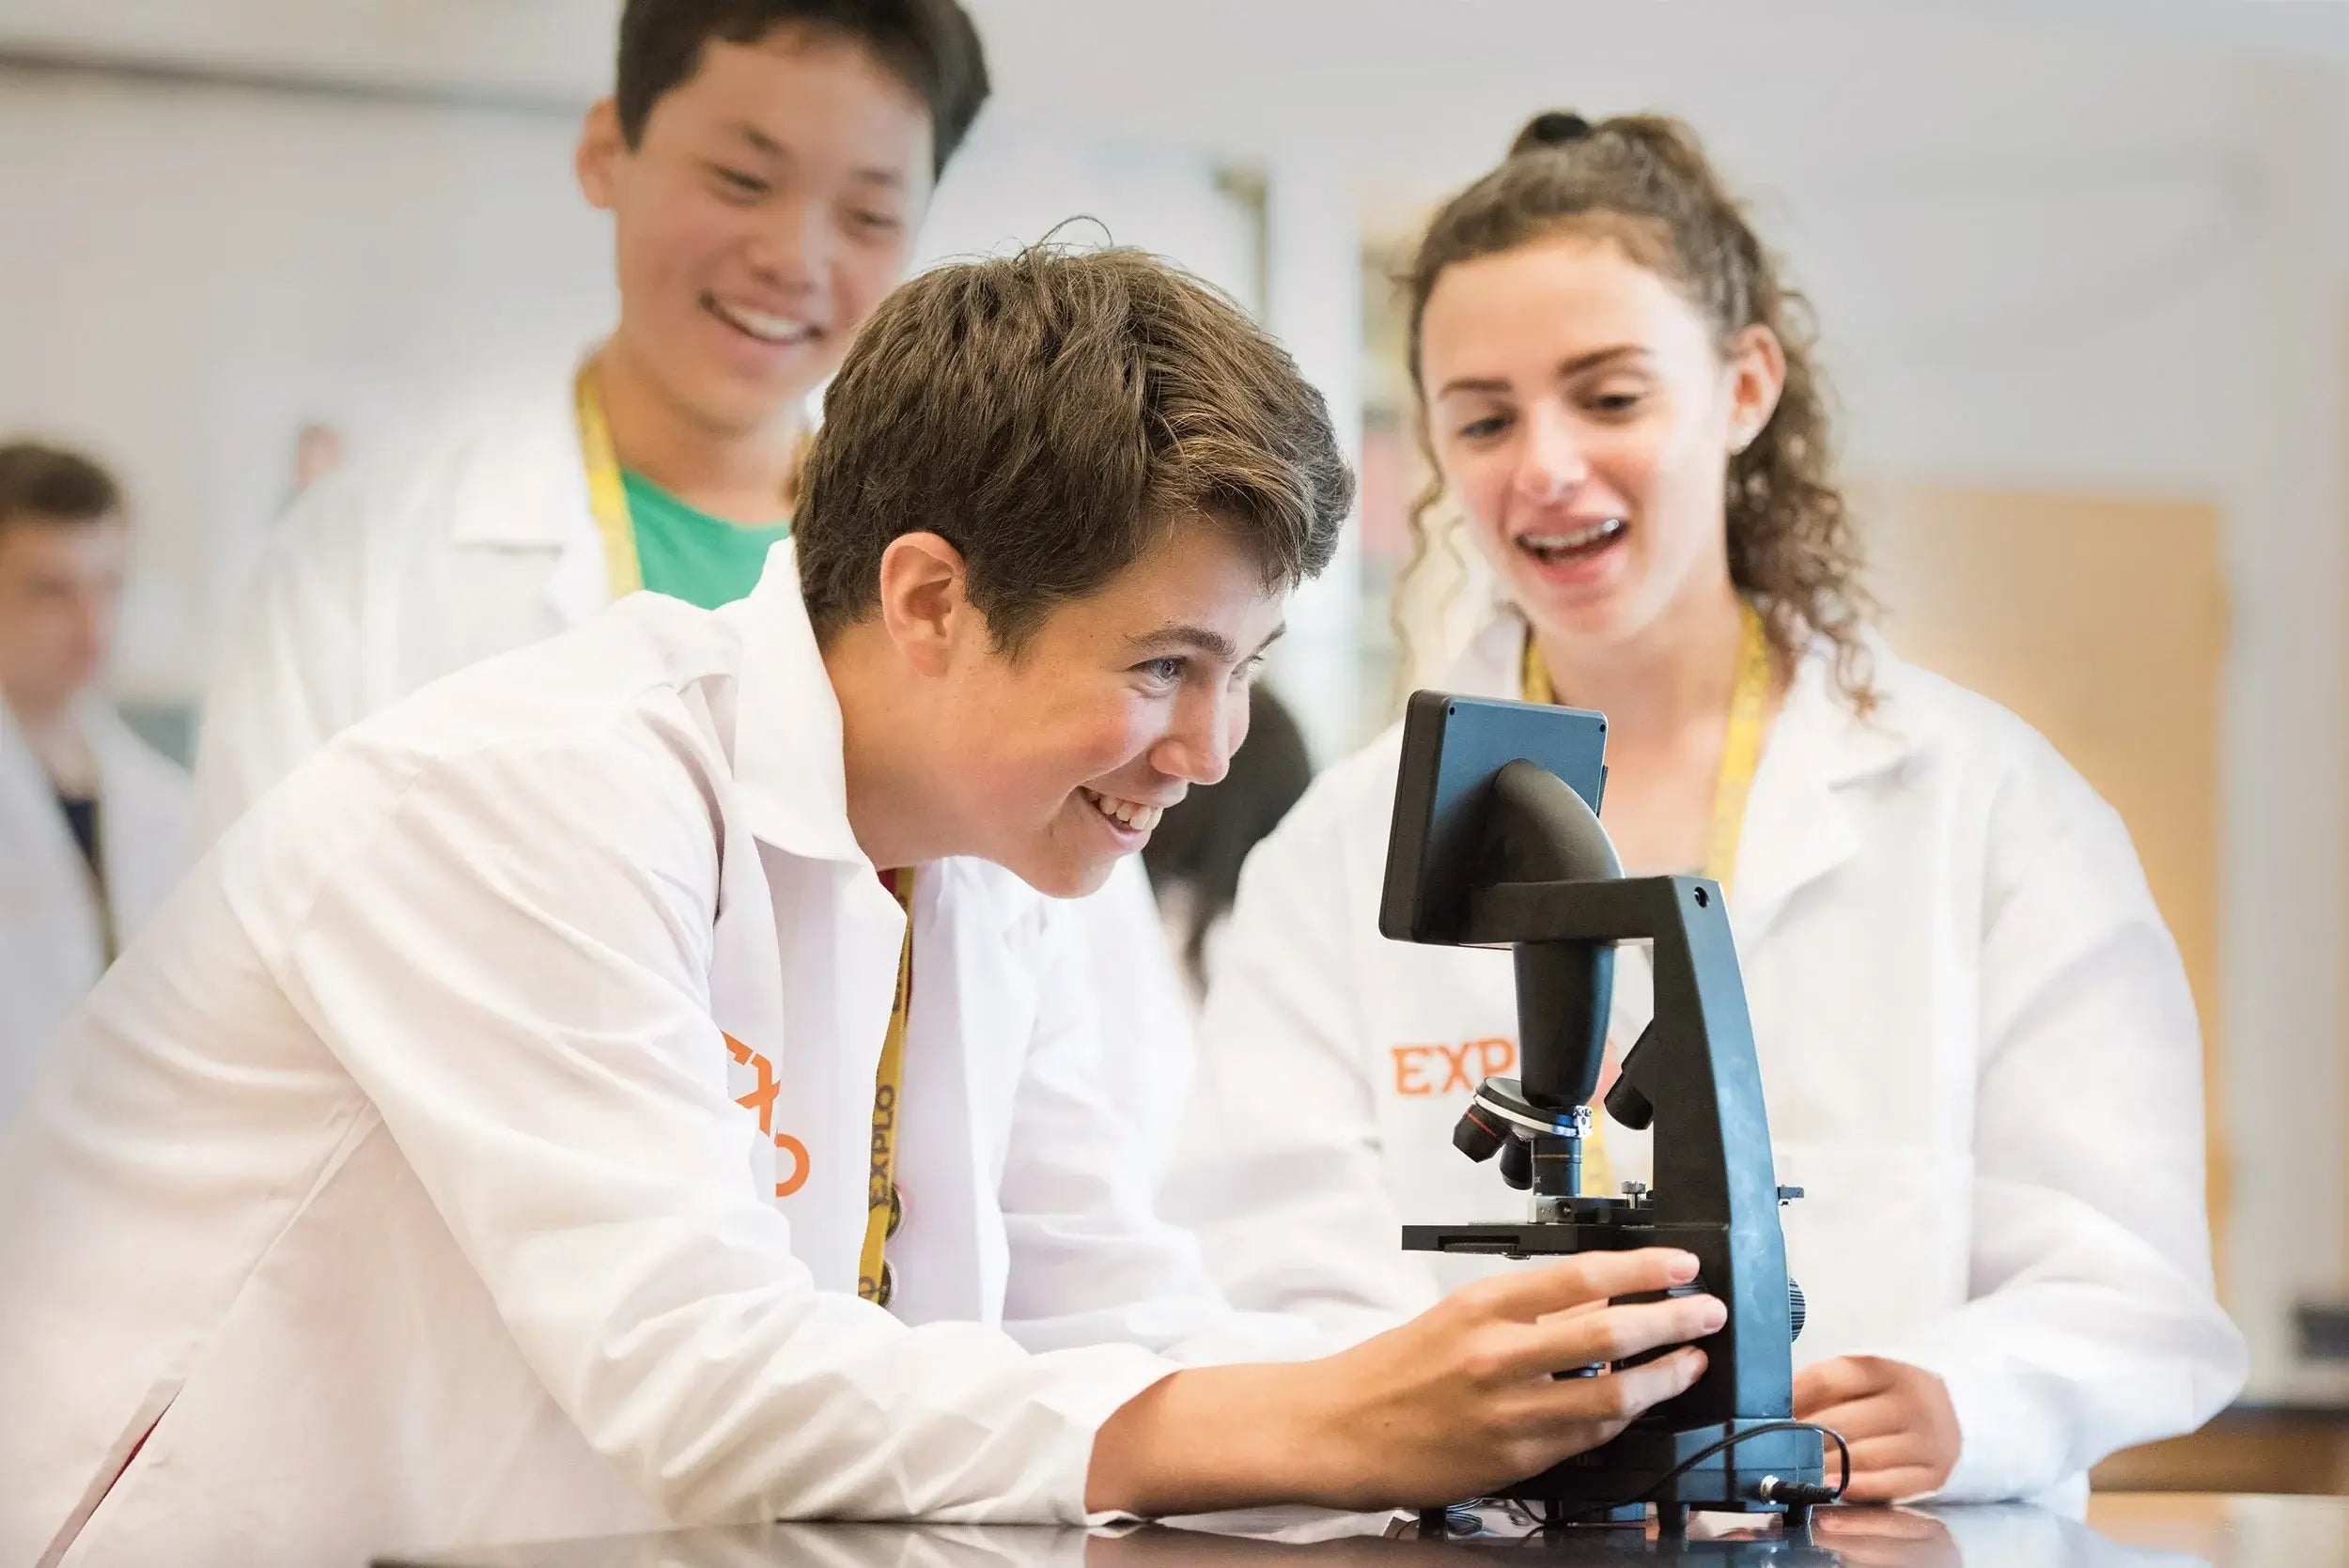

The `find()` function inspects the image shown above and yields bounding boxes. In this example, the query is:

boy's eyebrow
[729,123,907,189]
[1126,623,1288,661]
[733,122,787,157]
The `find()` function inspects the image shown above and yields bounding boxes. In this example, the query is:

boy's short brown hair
[616,0,988,176]
[0,441,123,536]
[794,245,1352,653]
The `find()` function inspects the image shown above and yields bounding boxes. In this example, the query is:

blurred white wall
[1,0,2347,1400]
[0,68,615,700]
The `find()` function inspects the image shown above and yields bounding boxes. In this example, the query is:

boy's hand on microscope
[1303,1248,1722,1509]
[1085,1250,1718,1517]
[1793,1354,1960,1502]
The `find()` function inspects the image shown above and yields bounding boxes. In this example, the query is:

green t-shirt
[622,470,791,610]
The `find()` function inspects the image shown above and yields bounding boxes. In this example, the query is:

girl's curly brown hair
[1400,110,1876,710]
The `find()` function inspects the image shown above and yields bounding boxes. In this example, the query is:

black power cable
[1501,1421,1850,1539]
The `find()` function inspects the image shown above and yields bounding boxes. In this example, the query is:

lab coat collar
[716,537,870,871]
[1729,631,1914,944]
[1446,602,1528,700]
[0,696,187,925]
[1442,604,1922,946]
[443,351,607,628]
[0,694,140,815]
[0,702,73,877]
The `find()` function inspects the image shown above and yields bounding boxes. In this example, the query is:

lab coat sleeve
[192,479,371,843]
[271,736,1186,1527]
[1161,768,1440,1341]
[997,899,1334,1366]
[1870,747,2248,1502]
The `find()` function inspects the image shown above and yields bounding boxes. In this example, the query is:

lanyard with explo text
[858,869,916,1309]
[1517,598,1775,1194]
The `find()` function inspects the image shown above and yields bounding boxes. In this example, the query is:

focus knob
[1787,1278,1807,1342]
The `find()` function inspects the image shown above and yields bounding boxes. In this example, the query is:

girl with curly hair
[1168,110,2243,1508]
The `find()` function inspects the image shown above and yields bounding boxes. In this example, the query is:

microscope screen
[1378,691,1610,944]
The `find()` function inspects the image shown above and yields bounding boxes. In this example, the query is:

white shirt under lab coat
[1166,607,2248,1507]
[0,545,1309,1568]
[0,700,190,1126]
[191,358,1178,1122]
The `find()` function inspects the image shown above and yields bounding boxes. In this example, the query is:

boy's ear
[576,99,625,211]
[874,533,972,677]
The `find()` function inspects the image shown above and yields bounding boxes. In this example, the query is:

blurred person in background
[196,0,983,812]
[193,0,1185,1109]
[1166,111,2245,1506]
[1143,685,1315,1009]
[0,442,191,1126]
[288,421,347,499]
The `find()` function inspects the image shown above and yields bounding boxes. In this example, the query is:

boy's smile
[582,25,934,442]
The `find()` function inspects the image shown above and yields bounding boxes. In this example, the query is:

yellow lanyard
[1518,599,1773,1197]
[574,359,807,602]
[573,364,646,599]
[1518,598,1773,893]
[858,869,916,1307]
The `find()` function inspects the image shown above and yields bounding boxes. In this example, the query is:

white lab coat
[0,544,1311,1568]
[1167,606,2248,1506]
[0,700,190,1126]
[192,359,1180,1121]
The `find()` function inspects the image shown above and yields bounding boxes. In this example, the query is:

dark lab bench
[381,1492,2349,1566]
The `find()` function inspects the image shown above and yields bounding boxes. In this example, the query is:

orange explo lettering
[726,1032,808,1198]
[1390,1037,1516,1098]
[773,1135,811,1199]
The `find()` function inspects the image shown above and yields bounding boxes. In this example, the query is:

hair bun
[1510,111,1594,158]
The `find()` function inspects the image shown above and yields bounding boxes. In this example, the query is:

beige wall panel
[1859,484,2230,1250]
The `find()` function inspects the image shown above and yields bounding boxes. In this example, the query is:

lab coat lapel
[703,801,793,1208]
[711,540,906,1293]
[750,853,907,1295]
[80,703,189,936]
[888,860,1031,1324]
[444,355,609,629]
[0,705,102,971]
[1728,643,1913,948]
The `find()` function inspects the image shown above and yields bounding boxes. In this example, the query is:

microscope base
[1494,1416,1826,1521]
